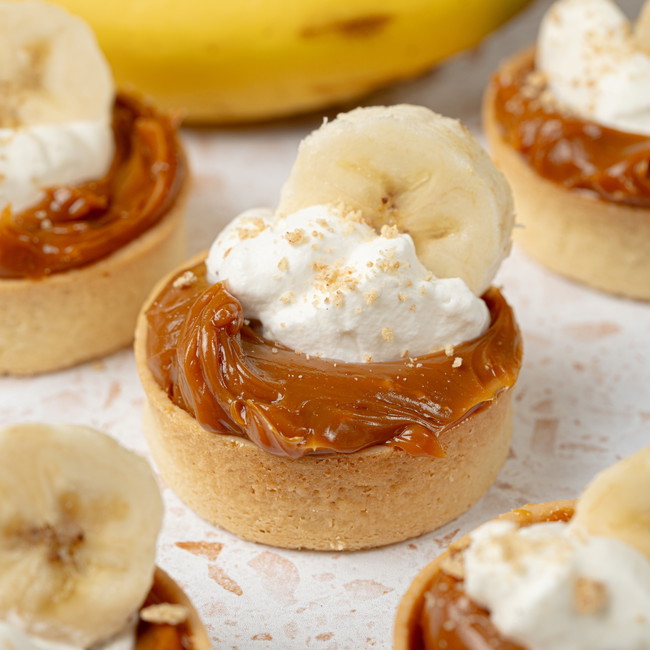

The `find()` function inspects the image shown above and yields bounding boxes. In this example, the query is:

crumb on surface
[452,357,463,368]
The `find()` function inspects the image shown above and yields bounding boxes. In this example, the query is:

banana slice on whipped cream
[571,445,650,559]
[0,1,115,213]
[277,105,514,297]
[0,423,164,648]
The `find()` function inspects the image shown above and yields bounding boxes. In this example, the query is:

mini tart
[394,499,576,650]
[0,98,188,375]
[134,256,520,552]
[484,48,650,301]
[138,567,211,650]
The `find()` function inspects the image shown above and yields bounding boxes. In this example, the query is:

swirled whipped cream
[206,205,489,363]
[0,123,114,214]
[537,0,650,135]
[461,519,650,650]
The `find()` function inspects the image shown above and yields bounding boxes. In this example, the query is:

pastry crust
[393,499,576,649]
[0,184,187,376]
[484,48,650,301]
[134,264,516,551]
[145,567,211,650]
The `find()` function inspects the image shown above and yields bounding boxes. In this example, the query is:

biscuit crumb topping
[236,217,268,240]
[140,603,189,625]
[380,224,400,239]
[285,228,307,245]
[173,271,197,289]
[441,550,466,580]
[573,577,608,615]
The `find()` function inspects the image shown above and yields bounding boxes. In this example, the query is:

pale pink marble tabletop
[2,1,649,648]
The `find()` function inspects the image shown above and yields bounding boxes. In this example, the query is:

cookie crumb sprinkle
[573,577,608,615]
[173,271,197,289]
[285,228,306,245]
[140,603,188,626]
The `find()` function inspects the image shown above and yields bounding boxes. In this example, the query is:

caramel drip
[413,508,574,649]
[492,57,650,207]
[145,263,521,459]
[0,95,185,279]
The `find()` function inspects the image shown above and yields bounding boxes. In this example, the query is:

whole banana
[47,0,529,123]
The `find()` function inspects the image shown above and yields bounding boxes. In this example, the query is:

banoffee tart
[135,105,522,551]
[395,446,650,649]
[0,2,187,375]
[483,0,650,300]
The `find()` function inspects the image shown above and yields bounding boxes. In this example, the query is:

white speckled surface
[1,1,649,648]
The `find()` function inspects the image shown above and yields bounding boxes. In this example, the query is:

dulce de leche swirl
[491,52,650,207]
[145,262,521,460]
[0,95,185,279]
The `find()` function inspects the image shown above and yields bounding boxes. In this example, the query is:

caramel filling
[0,95,185,279]
[145,262,521,459]
[491,54,650,207]
[411,507,574,650]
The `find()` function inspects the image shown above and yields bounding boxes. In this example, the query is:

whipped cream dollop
[537,0,650,135]
[462,519,650,650]
[0,123,114,214]
[206,205,489,363]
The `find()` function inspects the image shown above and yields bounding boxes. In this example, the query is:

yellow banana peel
[49,0,530,123]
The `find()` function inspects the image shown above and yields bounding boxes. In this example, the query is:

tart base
[0,188,187,376]
[135,281,515,550]
[393,499,576,649]
[484,48,650,301]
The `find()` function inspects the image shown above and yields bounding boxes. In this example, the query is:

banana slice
[571,446,650,560]
[277,105,514,296]
[0,1,114,127]
[0,423,163,647]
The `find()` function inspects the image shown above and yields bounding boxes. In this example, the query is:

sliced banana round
[0,423,163,647]
[277,104,514,296]
[571,446,650,560]
[0,1,114,127]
